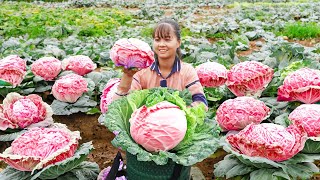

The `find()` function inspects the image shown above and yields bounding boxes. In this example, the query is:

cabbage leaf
[0,142,99,180]
[104,87,220,166]
[214,143,320,179]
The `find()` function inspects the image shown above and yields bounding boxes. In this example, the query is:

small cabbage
[62,55,97,76]
[0,127,80,171]
[0,92,53,131]
[289,104,320,137]
[31,57,62,81]
[129,101,187,152]
[227,123,307,162]
[100,78,121,113]
[226,61,273,97]
[0,55,27,87]
[52,74,88,103]
[110,38,154,69]
[216,97,270,131]
[278,68,320,104]
[195,62,228,87]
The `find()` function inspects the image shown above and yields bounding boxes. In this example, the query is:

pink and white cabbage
[52,74,88,103]
[62,55,97,76]
[0,55,27,87]
[195,62,228,87]
[31,57,62,81]
[227,123,307,162]
[110,38,154,69]
[130,101,187,152]
[278,68,320,104]
[216,97,270,131]
[0,127,80,171]
[100,78,121,113]
[226,61,274,97]
[0,92,53,131]
[289,104,320,137]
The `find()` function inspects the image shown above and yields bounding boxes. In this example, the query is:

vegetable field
[1,0,320,179]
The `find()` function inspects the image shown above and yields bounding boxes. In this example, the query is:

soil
[237,38,266,57]
[287,37,320,47]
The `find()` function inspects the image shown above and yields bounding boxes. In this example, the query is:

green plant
[280,22,320,39]
[0,2,132,39]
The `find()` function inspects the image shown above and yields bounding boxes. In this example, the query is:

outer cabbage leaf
[0,142,97,180]
[31,142,94,180]
[51,95,97,115]
[0,130,27,142]
[104,88,220,166]
[0,166,33,180]
[302,137,320,154]
[214,143,320,179]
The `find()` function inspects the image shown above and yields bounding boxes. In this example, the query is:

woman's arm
[184,65,208,111]
[112,69,141,101]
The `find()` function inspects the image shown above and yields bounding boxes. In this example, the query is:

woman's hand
[190,101,208,111]
[116,68,140,94]
[123,68,140,77]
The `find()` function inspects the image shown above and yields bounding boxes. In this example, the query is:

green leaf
[223,146,283,169]
[31,142,94,180]
[249,169,276,180]
[69,161,100,180]
[86,107,101,115]
[274,113,290,127]
[0,130,27,141]
[0,166,32,180]
[283,153,320,164]
[204,87,225,102]
[0,80,12,86]
[51,95,97,115]
[34,85,52,93]
[56,172,79,180]
[226,163,256,178]
[302,138,320,154]
[214,155,241,177]
[284,163,319,179]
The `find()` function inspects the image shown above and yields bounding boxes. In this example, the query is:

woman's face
[153,26,181,61]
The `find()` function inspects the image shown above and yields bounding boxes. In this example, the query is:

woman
[113,19,207,108]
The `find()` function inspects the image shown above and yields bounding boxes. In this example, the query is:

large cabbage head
[227,123,307,162]
[0,55,27,87]
[278,68,320,104]
[0,92,53,131]
[216,97,270,131]
[195,62,228,87]
[52,74,88,103]
[100,78,121,114]
[129,101,187,152]
[0,127,80,171]
[62,55,97,76]
[226,61,274,97]
[110,38,154,69]
[289,104,320,137]
[31,57,62,81]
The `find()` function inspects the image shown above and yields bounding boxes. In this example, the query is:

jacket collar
[150,56,181,79]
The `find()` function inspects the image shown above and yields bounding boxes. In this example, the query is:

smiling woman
[113,19,208,109]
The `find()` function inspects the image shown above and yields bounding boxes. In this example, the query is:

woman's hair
[152,19,182,59]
